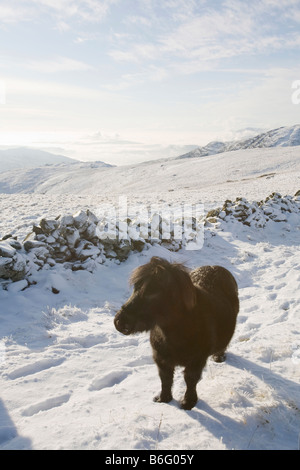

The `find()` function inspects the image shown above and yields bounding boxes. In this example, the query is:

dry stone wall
[0,192,299,290]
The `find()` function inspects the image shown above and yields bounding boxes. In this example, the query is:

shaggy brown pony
[114,256,239,410]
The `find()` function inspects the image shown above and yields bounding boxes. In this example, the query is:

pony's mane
[129,257,196,310]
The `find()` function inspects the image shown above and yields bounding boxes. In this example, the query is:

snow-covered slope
[178,124,300,159]
[0,143,299,450]
[0,160,114,194]
[0,147,77,173]
[0,146,299,203]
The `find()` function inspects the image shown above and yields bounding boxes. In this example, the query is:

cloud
[52,130,200,165]
[0,0,118,25]
[109,0,300,76]
[0,4,35,24]
[109,43,159,63]
[160,1,291,62]
[190,66,300,137]
[5,76,105,100]
[105,65,169,91]
[74,32,100,44]
[26,56,94,74]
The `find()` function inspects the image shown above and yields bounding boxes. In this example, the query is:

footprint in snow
[59,333,108,349]
[273,259,286,267]
[21,393,71,417]
[7,357,65,380]
[280,301,290,311]
[88,370,131,391]
[127,356,153,367]
[244,304,259,313]
[237,315,247,324]
[275,282,287,289]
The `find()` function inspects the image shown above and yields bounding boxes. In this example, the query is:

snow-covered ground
[0,147,299,450]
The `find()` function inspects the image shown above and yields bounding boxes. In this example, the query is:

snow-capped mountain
[0,147,78,172]
[177,124,300,159]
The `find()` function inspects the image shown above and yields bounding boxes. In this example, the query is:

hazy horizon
[1,1,300,165]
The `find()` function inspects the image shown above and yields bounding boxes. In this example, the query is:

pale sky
[0,0,300,164]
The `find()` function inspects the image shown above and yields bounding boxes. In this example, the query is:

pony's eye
[145,292,160,301]
[145,282,158,295]
[133,281,143,292]
[144,283,162,299]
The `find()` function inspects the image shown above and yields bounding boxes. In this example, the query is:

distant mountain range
[0,147,78,172]
[176,125,300,160]
[0,125,299,175]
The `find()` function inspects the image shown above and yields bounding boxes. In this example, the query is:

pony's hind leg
[212,349,227,363]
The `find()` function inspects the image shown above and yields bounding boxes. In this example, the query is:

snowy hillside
[0,146,299,202]
[0,144,299,450]
[178,124,300,159]
[0,147,77,173]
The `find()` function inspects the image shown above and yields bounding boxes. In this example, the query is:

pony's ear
[171,265,196,311]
